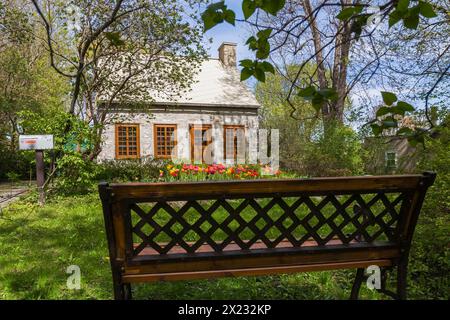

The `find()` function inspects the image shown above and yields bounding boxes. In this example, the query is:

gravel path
[0,182,31,209]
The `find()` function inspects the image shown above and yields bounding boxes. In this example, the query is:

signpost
[19,135,54,205]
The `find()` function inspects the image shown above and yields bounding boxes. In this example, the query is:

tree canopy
[201,0,449,144]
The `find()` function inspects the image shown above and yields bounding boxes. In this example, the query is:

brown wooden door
[190,124,212,163]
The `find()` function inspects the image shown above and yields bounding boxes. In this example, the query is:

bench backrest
[99,172,435,266]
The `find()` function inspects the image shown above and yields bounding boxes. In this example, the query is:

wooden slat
[122,259,393,283]
[134,239,346,256]
[110,174,427,202]
[111,200,128,261]
[124,243,400,274]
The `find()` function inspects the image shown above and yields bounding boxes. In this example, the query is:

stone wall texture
[97,109,259,164]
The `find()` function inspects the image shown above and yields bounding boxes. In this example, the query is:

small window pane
[116,125,139,159]
[155,125,177,158]
[385,152,397,169]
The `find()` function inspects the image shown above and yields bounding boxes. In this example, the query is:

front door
[190,124,212,163]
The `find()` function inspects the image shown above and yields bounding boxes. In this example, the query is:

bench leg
[113,282,132,300]
[350,268,365,300]
[123,283,132,300]
[113,281,124,300]
[396,262,407,300]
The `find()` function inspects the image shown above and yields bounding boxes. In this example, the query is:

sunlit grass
[0,192,406,300]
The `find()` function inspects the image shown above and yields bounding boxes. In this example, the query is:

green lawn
[0,192,447,300]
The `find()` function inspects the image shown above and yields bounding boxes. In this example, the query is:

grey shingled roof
[152,58,260,108]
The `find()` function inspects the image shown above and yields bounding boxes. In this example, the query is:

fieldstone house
[97,42,260,164]
[364,136,418,174]
[364,117,419,174]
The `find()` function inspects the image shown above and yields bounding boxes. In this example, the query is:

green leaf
[341,5,364,18]
[397,0,410,12]
[254,66,266,82]
[381,91,398,105]
[105,32,125,46]
[260,61,275,74]
[208,1,226,11]
[389,10,403,27]
[382,118,398,128]
[390,106,405,116]
[246,36,257,50]
[257,28,272,39]
[311,95,324,111]
[242,0,256,20]
[261,0,285,16]
[407,133,424,146]
[396,101,415,112]
[239,59,254,68]
[403,11,420,29]
[337,7,358,20]
[355,5,364,14]
[298,86,316,98]
[317,88,338,100]
[240,67,253,81]
[376,106,391,117]
[419,1,437,18]
[397,127,414,136]
[370,123,382,136]
[224,10,236,25]
[245,36,256,45]
[255,39,270,59]
[201,1,231,31]
[202,11,221,31]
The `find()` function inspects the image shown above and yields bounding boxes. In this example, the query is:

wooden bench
[98,172,435,300]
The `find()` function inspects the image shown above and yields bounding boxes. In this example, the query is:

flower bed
[159,163,283,181]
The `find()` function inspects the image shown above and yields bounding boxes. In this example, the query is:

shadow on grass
[0,195,111,299]
[0,194,383,300]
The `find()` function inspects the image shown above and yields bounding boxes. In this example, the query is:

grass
[0,191,446,300]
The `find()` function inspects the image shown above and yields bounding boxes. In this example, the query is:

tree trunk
[302,0,330,118]
[331,0,352,123]
[303,0,353,125]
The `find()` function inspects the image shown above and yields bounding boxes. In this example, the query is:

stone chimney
[218,42,237,68]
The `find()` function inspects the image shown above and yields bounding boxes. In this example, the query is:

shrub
[53,156,170,193]
[301,123,364,177]
[409,115,450,299]
[96,157,169,182]
[0,145,32,181]
[50,157,291,195]
[6,171,21,184]
[53,153,101,194]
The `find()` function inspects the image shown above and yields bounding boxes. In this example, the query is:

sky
[201,1,258,89]
[203,1,252,62]
[198,1,384,122]
[197,1,443,124]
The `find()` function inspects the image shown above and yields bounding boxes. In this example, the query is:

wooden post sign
[19,135,54,205]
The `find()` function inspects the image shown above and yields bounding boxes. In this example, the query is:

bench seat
[123,239,398,283]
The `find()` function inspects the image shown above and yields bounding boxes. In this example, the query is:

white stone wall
[97,110,259,164]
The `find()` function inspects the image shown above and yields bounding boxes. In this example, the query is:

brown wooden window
[115,124,140,159]
[224,125,245,162]
[154,124,177,158]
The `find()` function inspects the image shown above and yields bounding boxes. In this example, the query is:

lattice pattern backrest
[129,191,406,256]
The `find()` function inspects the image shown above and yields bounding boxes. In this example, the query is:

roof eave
[97,100,261,109]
